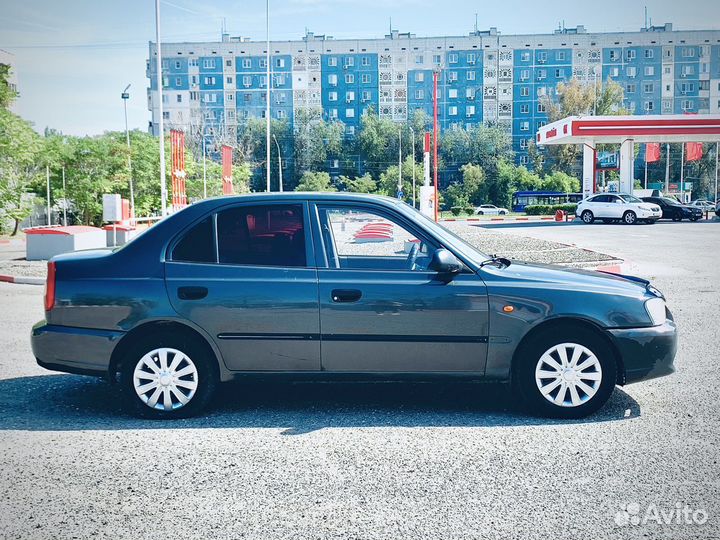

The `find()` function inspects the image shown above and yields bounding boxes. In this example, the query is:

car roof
[191,191,404,211]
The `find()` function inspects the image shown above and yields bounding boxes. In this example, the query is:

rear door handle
[178,286,208,300]
[331,289,362,303]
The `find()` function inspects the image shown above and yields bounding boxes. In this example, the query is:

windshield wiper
[480,255,512,268]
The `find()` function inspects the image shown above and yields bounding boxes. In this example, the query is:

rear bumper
[609,319,677,384]
[31,321,123,377]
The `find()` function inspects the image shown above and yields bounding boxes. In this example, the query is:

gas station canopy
[536,115,720,197]
[537,115,720,145]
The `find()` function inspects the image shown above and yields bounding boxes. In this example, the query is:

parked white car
[474,204,509,215]
[576,193,662,225]
[689,200,716,212]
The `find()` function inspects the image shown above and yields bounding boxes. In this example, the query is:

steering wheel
[406,242,420,270]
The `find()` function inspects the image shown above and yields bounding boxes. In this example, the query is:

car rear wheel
[581,210,594,224]
[622,211,637,225]
[477,211,484,216]
[672,215,682,222]
[120,332,218,419]
[514,325,617,419]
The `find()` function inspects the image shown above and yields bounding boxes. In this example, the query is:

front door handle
[178,286,208,300]
[331,289,362,303]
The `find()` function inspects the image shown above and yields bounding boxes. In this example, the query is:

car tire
[672,215,681,222]
[119,331,218,419]
[499,211,506,215]
[477,211,484,216]
[580,210,594,224]
[690,216,699,222]
[514,324,617,419]
[622,211,637,225]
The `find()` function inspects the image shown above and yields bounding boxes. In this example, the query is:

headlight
[645,297,667,326]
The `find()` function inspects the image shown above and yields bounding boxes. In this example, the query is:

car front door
[311,202,489,372]
[606,195,625,218]
[165,202,321,371]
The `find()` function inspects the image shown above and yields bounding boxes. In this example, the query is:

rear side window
[216,204,306,267]
[172,217,215,263]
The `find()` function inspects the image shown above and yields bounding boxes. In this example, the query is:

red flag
[685,142,703,162]
[221,145,233,195]
[170,130,187,211]
[645,143,661,163]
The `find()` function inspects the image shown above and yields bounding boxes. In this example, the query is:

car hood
[638,203,660,211]
[482,260,650,297]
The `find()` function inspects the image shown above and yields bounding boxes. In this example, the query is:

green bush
[524,203,577,216]
[450,206,473,216]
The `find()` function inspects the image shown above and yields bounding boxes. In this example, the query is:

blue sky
[1,0,718,136]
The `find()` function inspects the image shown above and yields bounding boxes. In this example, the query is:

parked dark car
[32,193,677,420]
[641,196,703,222]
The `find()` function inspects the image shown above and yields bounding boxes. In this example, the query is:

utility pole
[265,0,271,192]
[410,127,416,207]
[680,142,685,191]
[62,167,67,226]
[433,70,439,222]
[397,129,402,199]
[273,134,283,192]
[121,84,135,219]
[46,165,51,226]
[154,0,167,216]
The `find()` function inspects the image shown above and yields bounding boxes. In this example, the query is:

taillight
[44,261,56,311]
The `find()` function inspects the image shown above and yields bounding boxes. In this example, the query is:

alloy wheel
[133,347,199,411]
[534,343,603,408]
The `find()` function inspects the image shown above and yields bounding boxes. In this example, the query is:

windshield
[621,195,643,204]
[398,203,490,264]
[661,197,681,206]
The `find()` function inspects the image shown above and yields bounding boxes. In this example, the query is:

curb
[0,274,45,286]
[440,216,574,223]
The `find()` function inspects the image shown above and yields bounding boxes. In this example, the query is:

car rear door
[310,201,489,373]
[165,201,321,371]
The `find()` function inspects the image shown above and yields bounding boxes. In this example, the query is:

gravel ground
[0,222,717,539]
[0,221,616,279]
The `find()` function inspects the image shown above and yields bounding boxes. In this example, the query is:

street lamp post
[273,134,283,192]
[397,129,403,199]
[410,127,416,208]
[121,84,135,219]
[154,0,167,215]
[265,0,271,192]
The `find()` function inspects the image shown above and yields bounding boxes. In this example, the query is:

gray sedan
[32,193,677,419]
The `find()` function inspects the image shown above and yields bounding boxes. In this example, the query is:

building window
[448,71,458,82]
[345,74,354,84]
[467,53,476,64]
[645,49,654,59]
[242,58,251,68]
[202,93,217,103]
[520,51,530,62]
[555,69,564,78]
[433,54,441,65]
[176,94,182,103]
[415,89,424,100]
[466,88,475,99]
[537,69,546,80]
[226,92,234,102]
[537,102,546,113]
[328,74,338,86]
[644,66,655,76]
[173,77,181,86]
[276,92,286,104]
[361,74,371,84]
[682,65,695,77]
[189,59,198,67]
[520,69,530,81]
[466,105,475,116]
[260,76,267,87]
[627,66,636,78]
[520,138,529,149]
[519,155,529,165]
[162,111,170,120]
[204,76,216,85]
[225,76,232,84]
[682,99,694,110]
[467,71,476,81]
[520,121,529,131]
[415,55,423,64]
[610,67,619,78]
[328,108,338,119]
[537,51,547,63]
[644,83,654,93]
[275,58,285,68]
[415,72,424,83]
[556,51,566,61]
[682,47,695,58]
[609,50,618,60]
[627,49,636,60]
[346,91,355,102]
[343,56,354,68]
[259,59,267,68]
[346,108,355,118]
[276,110,285,119]
[448,106,458,116]
[520,104,529,114]
[274,74,285,86]
[699,80,710,91]
[328,56,337,67]
[243,93,251,103]
[361,91,371,101]
[361,56,370,66]
[626,83,636,93]
[202,59,215,69]
[448,53,458,64]
[242,75,251,87]
[644,101,654,111]
[448,88,458,99]
[520,86,530,97]
[328,91,337,101]
[190,91,199,101]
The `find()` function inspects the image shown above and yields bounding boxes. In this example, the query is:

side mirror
[428,248,462,281]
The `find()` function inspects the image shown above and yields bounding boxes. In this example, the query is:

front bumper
[608,319,677,384]
[31,321,123,377]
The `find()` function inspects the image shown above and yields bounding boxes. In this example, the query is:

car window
[171,217,215,263]
[216,204,306,267]
[318,206,437,271]
[592,195,608,203]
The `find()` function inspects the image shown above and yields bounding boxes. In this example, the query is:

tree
[541,171,581,193]
[0,65,17,109]
[340,173,376,193]
[295,171,336,192]
[292,108,345,186]
[376,156,424,204]
[541,78,628,175]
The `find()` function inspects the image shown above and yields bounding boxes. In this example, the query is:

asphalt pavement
[0,221,718,539]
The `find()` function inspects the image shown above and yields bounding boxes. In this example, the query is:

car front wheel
[581,210,594,224]
[623,211,637,225]
[120,332,218,419]
[515,325,617,419]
